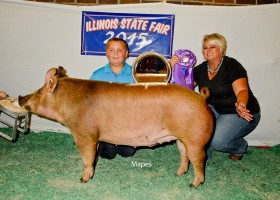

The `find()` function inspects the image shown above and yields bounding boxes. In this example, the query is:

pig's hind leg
[185,143,206,188]
[75,139,98,183]
[177,138,206,188]
[176,140,189,176]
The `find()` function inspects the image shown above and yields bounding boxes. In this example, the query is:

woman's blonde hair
[202,33,227,55]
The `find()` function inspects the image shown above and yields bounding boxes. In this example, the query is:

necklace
[207,57,224,74]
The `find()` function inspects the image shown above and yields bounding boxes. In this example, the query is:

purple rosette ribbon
[170,49,196,90]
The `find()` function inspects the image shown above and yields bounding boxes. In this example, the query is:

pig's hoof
[80,175,93,183]
[175,171,186,177]
[80,178,88,183]
[176,168,188,176]
[189,181,204,188]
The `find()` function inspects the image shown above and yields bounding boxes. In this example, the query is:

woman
[170,33,260,160]
[90,38,136,159]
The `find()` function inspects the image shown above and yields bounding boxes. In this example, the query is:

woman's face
[106,41,128,67]
[202,40,223,62]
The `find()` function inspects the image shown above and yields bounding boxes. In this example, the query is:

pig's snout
[18,95,24,106]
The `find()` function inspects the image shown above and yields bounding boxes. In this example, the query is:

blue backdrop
[81,11,175,58]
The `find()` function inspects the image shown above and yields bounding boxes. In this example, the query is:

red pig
[18,66,214,188]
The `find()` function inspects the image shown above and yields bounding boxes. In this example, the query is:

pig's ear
[45,68,58,93]
[47,78,57,93]
[56,66,68,78]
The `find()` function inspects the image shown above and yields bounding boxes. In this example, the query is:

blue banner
[81,11,175,58]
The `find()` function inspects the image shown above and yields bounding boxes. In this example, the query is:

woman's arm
[232,78,253,122]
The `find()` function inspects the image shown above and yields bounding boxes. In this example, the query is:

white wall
[0,0,279,146]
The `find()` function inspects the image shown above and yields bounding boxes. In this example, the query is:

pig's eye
[37,91,43,95]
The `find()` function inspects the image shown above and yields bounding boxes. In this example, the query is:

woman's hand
[235,103,253,122]
[170,55,180,69]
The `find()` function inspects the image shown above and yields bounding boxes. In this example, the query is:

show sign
[81,11,175,58]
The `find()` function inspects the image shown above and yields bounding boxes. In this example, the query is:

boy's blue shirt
[89,62,135,83]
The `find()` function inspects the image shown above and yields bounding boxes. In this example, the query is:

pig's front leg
[75,138,98,183]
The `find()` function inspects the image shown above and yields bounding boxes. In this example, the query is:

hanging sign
[81,11,175,58]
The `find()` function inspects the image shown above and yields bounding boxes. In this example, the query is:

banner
[81,11,175,58]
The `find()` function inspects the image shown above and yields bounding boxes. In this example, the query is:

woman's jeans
[207,105,261,158]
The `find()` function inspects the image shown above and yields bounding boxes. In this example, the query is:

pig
[18,66,214,188]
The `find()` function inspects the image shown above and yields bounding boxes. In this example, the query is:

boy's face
[106,41,128,67]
